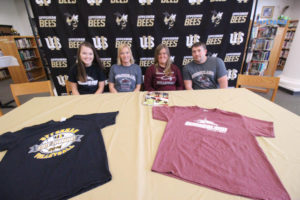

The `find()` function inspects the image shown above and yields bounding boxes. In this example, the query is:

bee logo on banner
[92,36,108,50]
[111,0,128,4]
[206,34,223,46]
[36,0,51,6]
[58,0,76,4]
[114,12,128,30]
[140,36,155,50]
[230,12,248,24]
[68,38,85,49]
[161,0,179,3]
[230,32,245,45]
[137,15,155,27]
[163,12,176,29]
[51,58,68,68]
[101,58,112,67]
[139,57,154,67]
[88,16,106,27]
[211,11,223,27]
[188,0,203,5]
[139,0,153,5]
[39,16,56,28]
[45,36,62,50]
[87,0,103,6]
[162,37,179,48]
[182,56,193,65]
[224,52,241,63]
[184,14,203,26]
[186,34,200,48]
[65,13,79,30]
[115,38,133,48]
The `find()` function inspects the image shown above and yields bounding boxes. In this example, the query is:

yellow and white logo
[161,37,178,48]
[45,36,62,50]
[115,38,132,48]
[230,32,244,45]
[161,0,178,3]
[101,58,112,67]
[182,56,193,65]
[237,0,248,3]
[211,11,223,27]
[139,0,153,5]
[230,12,248,24]
[140,36,155,50]
[92,36,108,50]
[51,58,68,68]
[58,0,76,4]
[210,0,226,2]
[206,34,223,45]
[139,57,154,67]
[88,16,106,27]
[188,0,203,5]
[68,38,85,49]
[224,52,241,62]
[65,13,79,30]
[186,34,200,48]
[184,14,203,26]
[137,15,155,27]
[163,12,176,29]
[111,0,128,3]
[227,68,238,80]
[29,128,83,159]
[87,0,103,6]
[39,16,56,28]
[57,75,69,86]
[36,0,51,6]
[114,12,128,29]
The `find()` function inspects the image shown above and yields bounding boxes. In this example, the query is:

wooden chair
[0,108,3,116]
[236,74,280,102]
[65,80,72,95]
[10,80,54,106]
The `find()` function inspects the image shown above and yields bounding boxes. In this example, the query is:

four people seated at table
[68,41,228,95]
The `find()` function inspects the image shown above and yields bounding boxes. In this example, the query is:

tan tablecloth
[0,88,299,200]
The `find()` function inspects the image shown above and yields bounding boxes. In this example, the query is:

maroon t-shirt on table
[144,64,184,91]
[152,106,290,200]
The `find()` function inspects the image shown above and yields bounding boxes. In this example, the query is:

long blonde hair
[117,44,135,65]
[154,44,172,76]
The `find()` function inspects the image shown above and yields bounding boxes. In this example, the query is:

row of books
[26,71,34,81]
[245,62,268,76]
[288,21,298,28]
[23,61,38,71]
[280,50,289,58]
[0,69,9,79]
[15,38,32,49]
[252,26,277,39]
[252,51,270,61]
[278,58,286,67]
[252,39,274,50]
[285,31,295,40]
[19,50,36,60]
[282,40,292,49]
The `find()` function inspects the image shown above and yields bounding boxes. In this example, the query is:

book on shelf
[143,92,169,106]
[15,38,32,49]
[248,62,268,76]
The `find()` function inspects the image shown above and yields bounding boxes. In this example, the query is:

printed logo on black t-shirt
[28,128,84,159]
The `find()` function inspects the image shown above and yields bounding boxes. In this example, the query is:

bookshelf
[0,36,46,83]
[0,49,10,80]
[244,25,277,76]
[277,20,299,70]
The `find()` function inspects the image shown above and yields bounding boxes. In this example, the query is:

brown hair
[191,42,207,50]
[117,44,135,65]
[76,41,104,82]
[154,44,172,76]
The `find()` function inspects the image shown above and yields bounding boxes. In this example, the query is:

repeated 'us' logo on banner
[36,0,51,6]
[45,36,62,50]
[87,0,103,6]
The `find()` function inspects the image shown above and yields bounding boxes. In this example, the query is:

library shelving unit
[0,36,46,83]
[277,20,299,70]
[244,24,277,76]
[0,50,11,80]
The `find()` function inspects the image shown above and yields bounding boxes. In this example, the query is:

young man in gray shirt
[183,42,228,90]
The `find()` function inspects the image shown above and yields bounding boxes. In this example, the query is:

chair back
[0,108,3,116]
[65,80,72,95]
[10,80,54,106]
[236,74,280,102]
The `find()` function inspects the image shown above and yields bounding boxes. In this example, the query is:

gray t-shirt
[108,64,142,92]
[182,57,227,89]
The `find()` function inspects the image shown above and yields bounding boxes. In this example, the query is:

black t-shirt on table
[0,112,118,200]
[68,64,106,94]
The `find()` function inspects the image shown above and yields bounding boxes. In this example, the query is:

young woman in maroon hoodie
[144,44,184,91]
